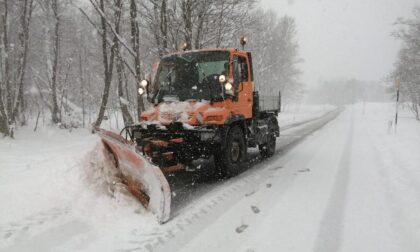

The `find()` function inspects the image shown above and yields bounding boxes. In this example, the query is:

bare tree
[50,0,60,123]
[180,0,193,50]
[91,0,121,127]
[247,9,302,104]
[0,49,9,135]
[0,2,8,135]
[2,0,12,120]
[0,0,9,135]
[13,0,35,125]
[0,0,304,135]
[130,0,144,117]
[391,6,420,120]
[116,54,133,125]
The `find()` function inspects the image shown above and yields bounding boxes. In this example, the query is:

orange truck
[95,40,281,223]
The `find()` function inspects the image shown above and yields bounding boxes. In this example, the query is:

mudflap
[93,127,171,224]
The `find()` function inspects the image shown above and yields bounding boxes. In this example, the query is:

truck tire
[259,117,277,158]
[214,126,246,178]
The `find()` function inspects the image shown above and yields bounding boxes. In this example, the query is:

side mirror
[242,66,248,82]
[232,59,240,101]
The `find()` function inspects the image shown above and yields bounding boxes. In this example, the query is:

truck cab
[139,49,254,124]
[132,47,280,177]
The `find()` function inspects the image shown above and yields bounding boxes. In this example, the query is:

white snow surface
[179,103,420,252]
[1,103,420,252]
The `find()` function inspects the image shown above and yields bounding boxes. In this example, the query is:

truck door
[233,54,253,119]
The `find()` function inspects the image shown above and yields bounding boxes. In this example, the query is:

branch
[88,0,136,58]
[78,7,137,77]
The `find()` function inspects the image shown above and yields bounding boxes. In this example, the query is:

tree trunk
[0,0,9,135]
[413,103,420,120]
[94,0,120,127]
[130,0,144,119]
[13,0,34,125]
[215,0,225,48]
[78,49,86,128]
[151,0,168,56]
[160,0,168,50]
[116,54,133,126]
[0,87,9,136]
[194,4,206,49]
[2,0,12,120]
[0,52,8,136]
[417,104,420,121]
[181,0,193,50]
[51,0,60,124]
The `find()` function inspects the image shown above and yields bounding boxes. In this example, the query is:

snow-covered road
[1,103,420,252]
[176,104,420,252]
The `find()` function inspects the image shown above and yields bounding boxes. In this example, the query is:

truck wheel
[259,118,277,158]
[215,126,246,178]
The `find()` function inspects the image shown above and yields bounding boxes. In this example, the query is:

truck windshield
[151,51,229,102]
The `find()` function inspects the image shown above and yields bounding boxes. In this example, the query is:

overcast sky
[259,0,419,86]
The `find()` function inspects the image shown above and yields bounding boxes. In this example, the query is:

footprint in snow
[251,205,260,214]
[245,190,256,197]
[266,183,272,188]
[235,224,249,234]
[298,168,310,173]
[270,166,283,170]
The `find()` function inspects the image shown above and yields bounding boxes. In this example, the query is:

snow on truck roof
[161,48,249,58]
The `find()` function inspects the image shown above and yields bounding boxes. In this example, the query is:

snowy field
[1,103,420,252]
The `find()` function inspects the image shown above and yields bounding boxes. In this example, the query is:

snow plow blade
[94,126,171,224]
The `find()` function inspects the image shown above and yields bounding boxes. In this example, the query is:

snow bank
[0,127,157,251]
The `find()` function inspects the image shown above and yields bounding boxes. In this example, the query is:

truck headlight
[140,80,149,88]
[225,82,234,95]
[138,87,145,95]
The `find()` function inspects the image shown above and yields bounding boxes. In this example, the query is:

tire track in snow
[313,111,354,252]
[121,109,343,252]
[123,172,270,252]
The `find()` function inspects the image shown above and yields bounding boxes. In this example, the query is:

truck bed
[256,92,281,113]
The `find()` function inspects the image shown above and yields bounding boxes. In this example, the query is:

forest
[0,0,302,137]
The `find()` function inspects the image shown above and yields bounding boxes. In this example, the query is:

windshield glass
[151,51,229,102]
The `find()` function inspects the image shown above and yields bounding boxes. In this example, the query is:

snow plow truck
[94,39,281,223]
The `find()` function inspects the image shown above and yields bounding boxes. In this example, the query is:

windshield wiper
[152,67,174,104]
[176,55,214,103]
[176,54,192,63]
[165,68,174,93]
[194,61,214,103]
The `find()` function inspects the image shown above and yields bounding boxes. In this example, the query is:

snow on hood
[157,100,209,124]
